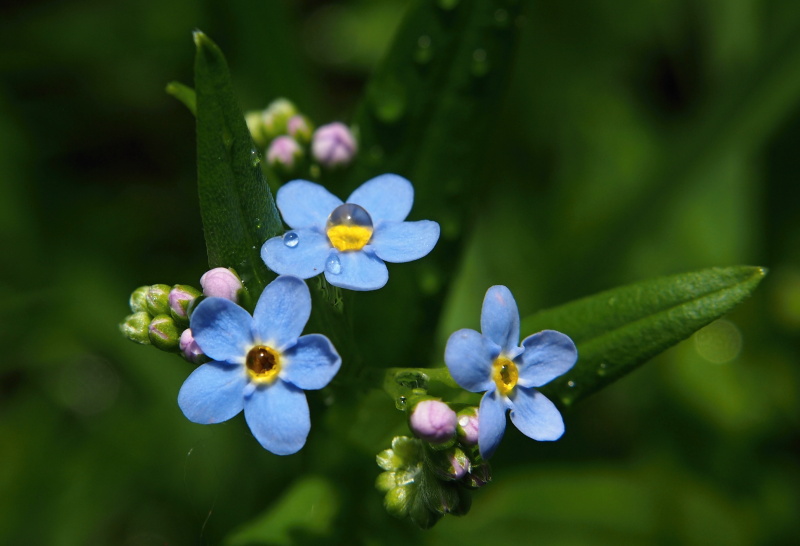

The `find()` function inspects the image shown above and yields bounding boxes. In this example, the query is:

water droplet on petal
[283,231,299,248]
[326,254,342,275]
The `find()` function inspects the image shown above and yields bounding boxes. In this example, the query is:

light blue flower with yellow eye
[444,286,578,459]
[261,174,440,291]
[177,275,341,456]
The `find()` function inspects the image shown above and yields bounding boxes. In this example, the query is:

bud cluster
[245,98,358,178]
[375,400,492,529]
[119,268,243,363]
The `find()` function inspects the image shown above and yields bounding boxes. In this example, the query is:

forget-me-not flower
[178,275,341,455]
[261,174,440,291]
[444,285,577,459]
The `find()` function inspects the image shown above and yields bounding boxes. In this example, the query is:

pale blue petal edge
[370,220,440,263]
[190,297,253,363]
[508,387,565,441]
[478,390,508,459]
[281,333,341,390]
[177,362,247,424]
[276,180,343,229]
[444,329,498,393]
[244,380,310,455]
[518,330,578,388]
[481,285,520,353]
[252,276,310,350]
[324,249,388,291]
[346,174,414,224]
[261,229,330,279]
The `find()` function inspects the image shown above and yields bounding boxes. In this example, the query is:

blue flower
[261,174,440,291]
[177,275,341,455]
[444,286,577,459]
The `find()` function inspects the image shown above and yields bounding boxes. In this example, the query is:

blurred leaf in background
[0,0,798,544]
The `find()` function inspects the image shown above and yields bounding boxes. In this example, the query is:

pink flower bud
[409,400,457,444]
[266,136,303,170]
[456,407,479,445]
[168,284,201,321]
[312,122,357,168]
[286,115,313,143]
[179,329,204,363]
[200,268,242,302]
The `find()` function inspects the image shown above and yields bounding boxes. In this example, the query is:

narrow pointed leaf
[166,81,196,115]
[193,32,282,307]
[519,266,767,407]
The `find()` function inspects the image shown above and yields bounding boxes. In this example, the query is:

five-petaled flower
[177,275,341,455]
[261,174,440,291]
[444,285,577,459]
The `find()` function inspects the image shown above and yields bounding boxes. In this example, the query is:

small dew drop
[283,231,299,248]
[326,254,342,275]
[250,148,261,166]
[597,363,608,376]
[566,380,576,388]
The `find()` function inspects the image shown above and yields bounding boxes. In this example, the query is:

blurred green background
[1,0,799,544]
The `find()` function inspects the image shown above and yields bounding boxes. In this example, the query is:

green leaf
[224,476,339,546]
[193,31,282,308]
[165,81,196,115]
[520,266,767,407]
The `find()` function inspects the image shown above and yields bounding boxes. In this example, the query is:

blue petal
[244,379,310,455]
[281,334,341,390]
[262,229,330,279]
[444,329,498,392]
[518,330,578,388]
[370,220,440,263]
[508,387,565,441]
[346,174,414,224]
[478,390,508,459]
[481,285,520,353]
[178,362,246,424]
[252,276,311,350]
[276,180,343,229]
[324,249,388,291]
[190,298,253,362]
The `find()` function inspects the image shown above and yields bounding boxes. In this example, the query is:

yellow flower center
[492,356,519,396]
[246,345,281,385]
[326,203,374,251]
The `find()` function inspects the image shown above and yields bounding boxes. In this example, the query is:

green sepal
[521,266,767,407]
[193,31,283,309]
[165,81,196,115]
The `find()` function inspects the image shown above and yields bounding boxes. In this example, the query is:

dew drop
[597,363,608,376]
[283,231,299,248]
[471,48,490,77]
[250,148,261,166]
[326,254,342,275]
[566,380,576,388]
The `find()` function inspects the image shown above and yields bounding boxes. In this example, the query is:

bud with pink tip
[199,268,242,302]
[312,122,357,168]
[168,284,201,324]
[287,114,313,144]
[266,135,303,172]
[456,407,479,446]
[409,399,457,444]
[179,328,205,363]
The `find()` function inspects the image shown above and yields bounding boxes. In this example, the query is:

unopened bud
[169,284,201,323]
[384,485,412,519]
[148,314,180,351]
[262,98,298,140]
[287,114,313,144]
[245,110,268,147]
[266,135,303,173]
[431,447,471,481]
[145,284,171,316]
[179,328,205,363]
[409,400,457,444]
[120,312,152,345]
[129,286,150,313]
[456,407,479,445]
[462,460,492,489]
[312,122,357,168]
[200,267,242,302]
